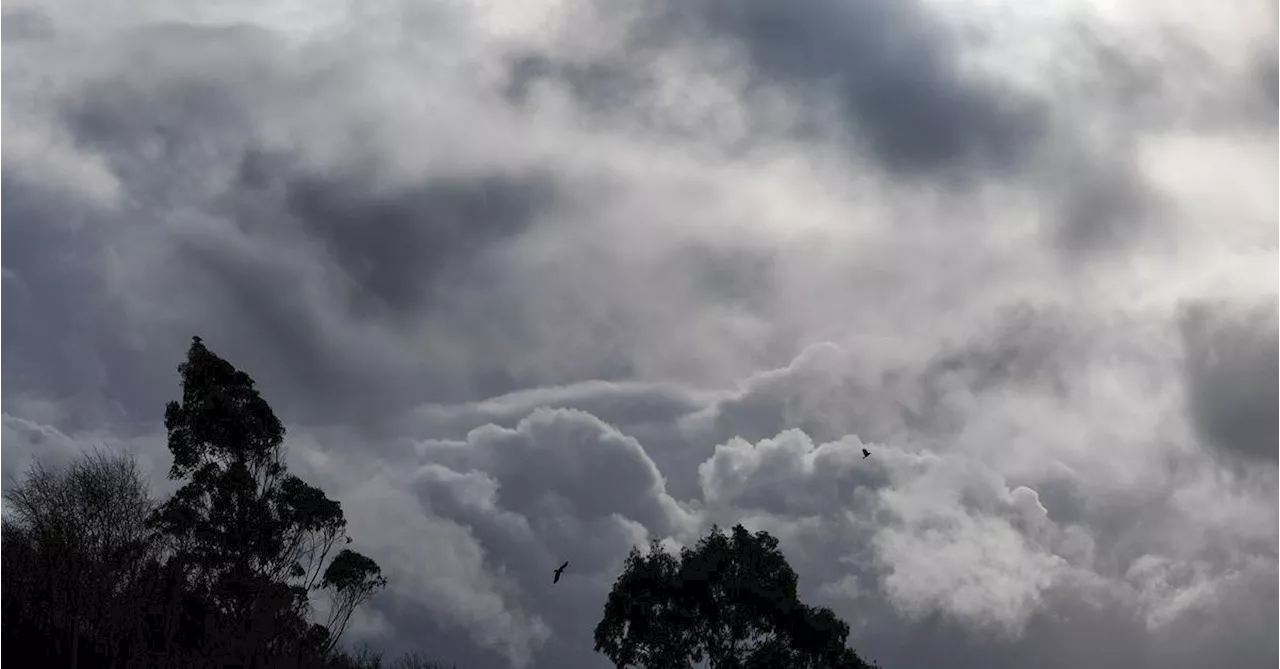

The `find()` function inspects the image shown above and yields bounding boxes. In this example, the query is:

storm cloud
[3,0,1276,668]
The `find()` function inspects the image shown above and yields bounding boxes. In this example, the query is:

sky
[1,0,1277,667]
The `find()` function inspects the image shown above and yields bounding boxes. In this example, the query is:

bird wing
[559,561,569,570]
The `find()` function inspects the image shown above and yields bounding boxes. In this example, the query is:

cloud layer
[4,1,1276,668]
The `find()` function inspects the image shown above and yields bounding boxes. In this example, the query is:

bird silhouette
[862,448,871,459]
[553,561,569,584]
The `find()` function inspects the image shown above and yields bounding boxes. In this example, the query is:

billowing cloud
[3,0,1275,668]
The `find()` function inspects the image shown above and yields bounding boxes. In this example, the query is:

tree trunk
[70,618,80,669]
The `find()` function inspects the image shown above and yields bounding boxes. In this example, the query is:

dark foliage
[594,524,878,669]
[1,337,447,669]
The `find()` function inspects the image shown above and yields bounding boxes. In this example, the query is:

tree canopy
[1,337,446,669]
[594,524,876,669]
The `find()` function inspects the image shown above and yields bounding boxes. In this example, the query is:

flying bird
[553,561,569,584]
[862,448,871,459]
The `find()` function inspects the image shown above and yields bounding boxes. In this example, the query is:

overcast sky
[2,0,1277,667]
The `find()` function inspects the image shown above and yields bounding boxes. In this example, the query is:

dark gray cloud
[267,157,559,317]
[495,0,1238,269]
[666,0,1047,176]
[914,303,1075,411]
[3,21,584,426]
[1048,152,1161,258]
[503,54,651,119]
[1254,48,1278,110]
[510,0,1048,177]
[183,148,569,418]
[0,171,173,432]
[1181,300,1279,464]
[1,5,54,41]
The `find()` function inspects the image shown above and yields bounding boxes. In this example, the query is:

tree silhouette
[146,336,387,666]
[1,337,455,668]
[2,449,159,667]
[594,524,875,669]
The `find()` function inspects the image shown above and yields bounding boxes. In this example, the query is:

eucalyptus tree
[149,336,387,665]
